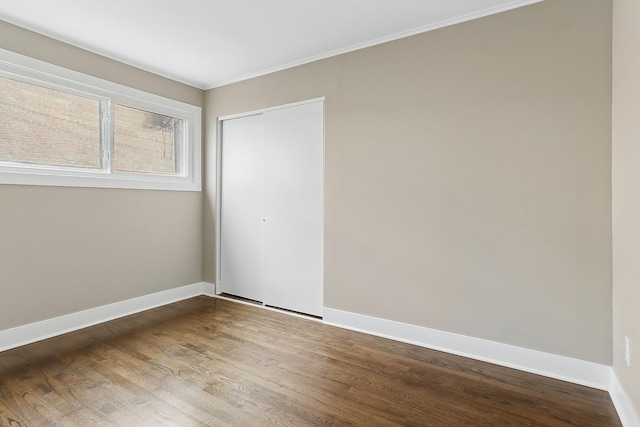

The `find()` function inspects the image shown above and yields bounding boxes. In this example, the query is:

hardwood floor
[0,297,622,426]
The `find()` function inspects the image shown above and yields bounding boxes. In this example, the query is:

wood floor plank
[0,297,622,426]
[153,321,432,425]
[0,383,69,426]
[156,306,556,425]
[112,328,349,426]
[0,398,24,427]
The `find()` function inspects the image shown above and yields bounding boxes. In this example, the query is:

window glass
[113,104,184,176]
[0,75,101,169]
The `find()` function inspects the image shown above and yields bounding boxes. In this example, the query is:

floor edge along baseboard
[610,371,640,427]
[0,285,614,391]
[323,307,611,391]
[1,282,635,426]
[322,307,640,426]
[0,282,214,353]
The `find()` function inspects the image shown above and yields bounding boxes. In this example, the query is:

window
[0,48,201,191]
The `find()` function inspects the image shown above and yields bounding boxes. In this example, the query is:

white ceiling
[0,0,541,90]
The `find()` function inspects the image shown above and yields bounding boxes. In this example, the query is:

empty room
[0,0,638,425]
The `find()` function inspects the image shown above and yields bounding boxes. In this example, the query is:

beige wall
[205,0,613,364]
[612,0,640,414]
[0,22,203,106]
[0,22,205,330]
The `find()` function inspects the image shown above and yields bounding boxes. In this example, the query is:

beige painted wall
[205,0,613,364]
[0,22,205,330]
[0,22,203,106]
[612,0,640,414]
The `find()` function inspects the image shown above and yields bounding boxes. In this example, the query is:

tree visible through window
[113,104,183,176]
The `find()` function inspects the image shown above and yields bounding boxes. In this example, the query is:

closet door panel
[219,114,264,301]
[262,102,324,316]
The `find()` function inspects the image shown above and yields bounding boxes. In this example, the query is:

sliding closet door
[262,101,324,316]
[219,114,264,301]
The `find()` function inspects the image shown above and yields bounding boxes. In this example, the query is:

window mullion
[99,100,113,173]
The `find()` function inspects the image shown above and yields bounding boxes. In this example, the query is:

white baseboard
[610,370,640,427]
[0,281,215,352]
[201,281,217,297]
[323,307,611,391]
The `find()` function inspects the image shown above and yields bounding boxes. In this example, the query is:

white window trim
[0,48,201,191]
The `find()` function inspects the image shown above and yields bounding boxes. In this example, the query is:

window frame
[0,48,201,191]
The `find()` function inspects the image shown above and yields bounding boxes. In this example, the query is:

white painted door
[219,114,264,301]
[262,102,324,316]
[218,99,324,317]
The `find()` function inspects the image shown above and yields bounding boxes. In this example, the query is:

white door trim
[218,97,325,122]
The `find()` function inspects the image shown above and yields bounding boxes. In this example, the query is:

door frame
[215,97,325,296]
